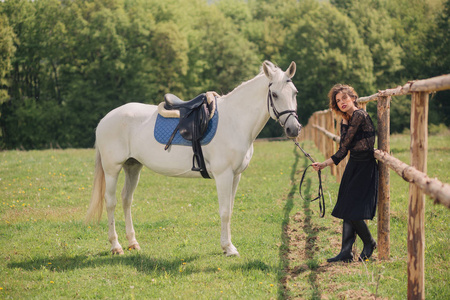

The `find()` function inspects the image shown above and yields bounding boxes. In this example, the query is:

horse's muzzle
[285,120,302,139]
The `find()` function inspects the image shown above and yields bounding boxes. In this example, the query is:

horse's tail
[86,146,105,224]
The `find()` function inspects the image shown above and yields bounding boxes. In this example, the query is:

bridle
[267,81,299,128]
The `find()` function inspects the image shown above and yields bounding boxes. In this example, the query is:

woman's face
[335,92,356,114]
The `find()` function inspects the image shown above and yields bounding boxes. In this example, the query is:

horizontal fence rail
[299,73,450,300]
[357,74,450,103]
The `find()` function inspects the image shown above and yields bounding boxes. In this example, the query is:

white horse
[86,60,301,256]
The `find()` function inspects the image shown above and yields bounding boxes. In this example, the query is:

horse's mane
[222,61,284,97]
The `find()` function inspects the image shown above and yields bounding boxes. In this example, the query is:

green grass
[0,135,448,299]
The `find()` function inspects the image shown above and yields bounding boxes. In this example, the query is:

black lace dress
[331,109,378,220]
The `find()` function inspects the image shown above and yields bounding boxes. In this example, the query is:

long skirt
[331,151,378,220]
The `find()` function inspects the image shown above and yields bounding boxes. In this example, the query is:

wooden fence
[298,74,450,300]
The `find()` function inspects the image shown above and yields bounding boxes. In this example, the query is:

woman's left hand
[312,162,325,171]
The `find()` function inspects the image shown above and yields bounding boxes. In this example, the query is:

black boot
[351,220,377,261]
[327,220,356,263]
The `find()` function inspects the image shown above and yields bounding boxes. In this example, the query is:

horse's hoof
[223,245,240,257]
[111,247,125,255]
[128,243,141,251]
[226,251,240,257]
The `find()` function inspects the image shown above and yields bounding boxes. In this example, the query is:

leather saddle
[159,91,219,178]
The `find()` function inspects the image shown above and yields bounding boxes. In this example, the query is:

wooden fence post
[408,92,428,300]
[335,115,344,183]
[320,112,326,158]
[318,113,323,154]
[377,96,391,260]
[360,102,367,111]
[314,113,319,149]
[326,110,336,176]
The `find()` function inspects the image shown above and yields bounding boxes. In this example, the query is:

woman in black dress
[312,84,378,262]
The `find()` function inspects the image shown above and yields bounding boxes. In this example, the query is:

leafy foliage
[283,1,375,122]
[0,0,448,149]
[0,14,15,105]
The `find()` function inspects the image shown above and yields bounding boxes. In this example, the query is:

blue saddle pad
[154,110,219,146]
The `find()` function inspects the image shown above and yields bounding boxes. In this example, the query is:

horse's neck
[219,74,270,143]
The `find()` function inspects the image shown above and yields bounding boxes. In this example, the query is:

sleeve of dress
[331,111,365,165]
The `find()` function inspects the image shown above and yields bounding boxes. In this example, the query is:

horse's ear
[285,61,296,78]
[262,60,273,81]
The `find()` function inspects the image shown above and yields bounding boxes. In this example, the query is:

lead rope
[294,141,326,218]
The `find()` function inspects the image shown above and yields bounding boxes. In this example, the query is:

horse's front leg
[215,170,241,256]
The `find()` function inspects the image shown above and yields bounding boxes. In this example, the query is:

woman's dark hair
[328,84,359,120]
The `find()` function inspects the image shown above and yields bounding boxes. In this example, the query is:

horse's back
[98,102,156,131]
[101,102,156,121]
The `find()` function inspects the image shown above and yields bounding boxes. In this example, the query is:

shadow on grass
[277,145,300,299]
[301,175,321,299]
[7,252,203,276]
[8,251,277,278]
[278,143,322,299]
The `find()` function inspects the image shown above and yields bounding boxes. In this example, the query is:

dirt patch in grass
[281,209,386,299]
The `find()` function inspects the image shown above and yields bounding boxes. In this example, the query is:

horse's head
[262,60,302,139]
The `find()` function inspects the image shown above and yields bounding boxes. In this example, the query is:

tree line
[0,0,448,149]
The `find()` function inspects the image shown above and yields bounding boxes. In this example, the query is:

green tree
[244,0,299,63]
[147,22,189,97]
[386,0,437,80]
[160,0,261,96]
[331,0,404,87]
[196,8,260,94]
[214,0,252,28]
[1,0,263,148]
[283,0,374,123]
[332,0,448,132]
[0,14,15,105]
[426,0,450,126]
[0,0,69,149]
[1,0,446,148]
[58,0,148,147]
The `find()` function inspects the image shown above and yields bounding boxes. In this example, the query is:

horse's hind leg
[104,167,124,254]
[122,159,143,251]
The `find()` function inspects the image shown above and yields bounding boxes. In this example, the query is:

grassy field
[0,134,448,299]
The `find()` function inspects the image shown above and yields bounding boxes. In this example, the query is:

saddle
[158,91,219,179]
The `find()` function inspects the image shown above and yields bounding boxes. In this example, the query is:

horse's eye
[272,92,278,99]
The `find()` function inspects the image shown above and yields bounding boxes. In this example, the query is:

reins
[266,81,325,218]
[294,141,326,218]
